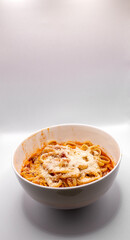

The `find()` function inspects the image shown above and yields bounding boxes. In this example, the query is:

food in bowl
[20,140,115,188]
[13,124,121,209]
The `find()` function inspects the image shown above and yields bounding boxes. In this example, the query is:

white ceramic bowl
[13,124,121,209]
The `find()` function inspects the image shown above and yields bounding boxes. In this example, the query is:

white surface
[0,0,130,239]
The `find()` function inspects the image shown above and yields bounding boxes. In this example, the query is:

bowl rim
[12,123,121,190]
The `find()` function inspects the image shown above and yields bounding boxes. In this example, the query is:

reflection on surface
[22,181,122,236]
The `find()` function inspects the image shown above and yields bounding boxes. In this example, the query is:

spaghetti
[21,140,115,187]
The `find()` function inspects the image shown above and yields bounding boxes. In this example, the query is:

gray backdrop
[0,0,130,240]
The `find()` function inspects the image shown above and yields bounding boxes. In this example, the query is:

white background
[0,0,130,239]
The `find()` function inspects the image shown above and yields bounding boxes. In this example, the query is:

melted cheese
[38,145,101,184]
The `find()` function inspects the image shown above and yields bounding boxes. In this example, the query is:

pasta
[20,140,115,188]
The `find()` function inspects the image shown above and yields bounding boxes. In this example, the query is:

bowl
[13,124,121,209]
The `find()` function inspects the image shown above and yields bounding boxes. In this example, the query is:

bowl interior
[13,125,120,174]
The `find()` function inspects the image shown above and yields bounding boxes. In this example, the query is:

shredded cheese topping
[21,141,115,187]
